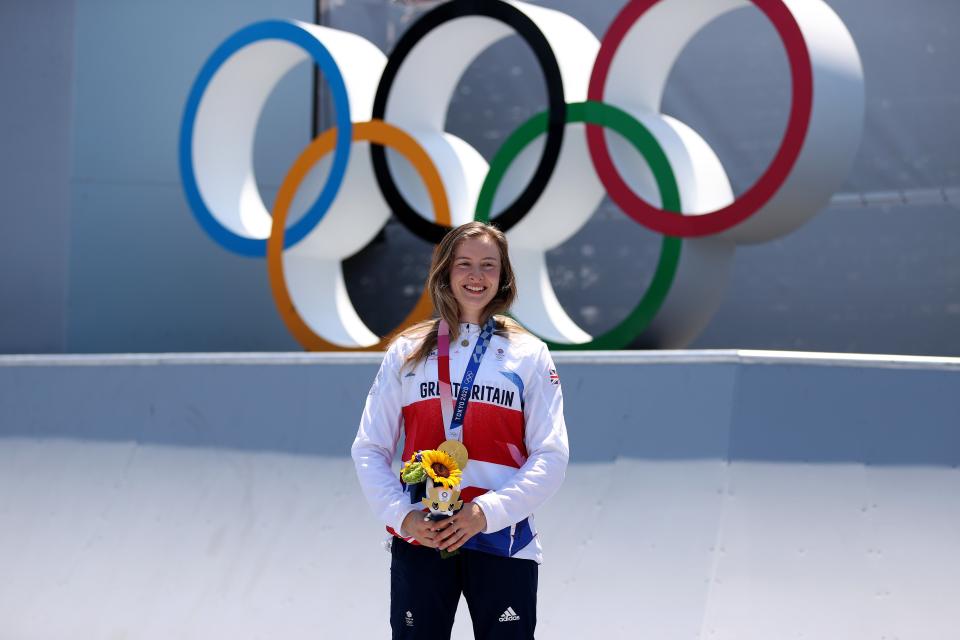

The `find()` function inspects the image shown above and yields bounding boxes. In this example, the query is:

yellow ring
[267,119,450,351]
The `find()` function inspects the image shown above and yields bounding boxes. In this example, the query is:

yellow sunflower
[420,449,462,490]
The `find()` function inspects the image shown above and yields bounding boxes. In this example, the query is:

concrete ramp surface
[1,352,958,639]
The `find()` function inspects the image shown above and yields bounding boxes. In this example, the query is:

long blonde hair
[398,221,525,366]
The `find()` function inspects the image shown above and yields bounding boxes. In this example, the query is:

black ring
[371,0,566,243]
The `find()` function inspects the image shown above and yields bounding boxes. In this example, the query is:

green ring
[475,100,682,350]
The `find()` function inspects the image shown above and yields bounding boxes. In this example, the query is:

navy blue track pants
[390,538,538,639]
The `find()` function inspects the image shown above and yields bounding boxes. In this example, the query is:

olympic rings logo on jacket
[179,0,864,351]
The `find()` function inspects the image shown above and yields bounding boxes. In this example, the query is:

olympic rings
[181,0,863,350]
[370,0,568,243]
[476,101,682,350]
[586,0,863,243]
[180,20,355,257]
[587,0,811,238]
[267,120,449,351]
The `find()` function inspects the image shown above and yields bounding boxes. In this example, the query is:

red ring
[587,0,814,238]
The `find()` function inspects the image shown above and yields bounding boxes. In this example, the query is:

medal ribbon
[437,317,496,442]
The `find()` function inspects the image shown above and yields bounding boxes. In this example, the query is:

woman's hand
[434,503,487,553]
[401,511,440,548]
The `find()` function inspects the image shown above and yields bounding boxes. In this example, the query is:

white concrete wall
[1,352,958,638]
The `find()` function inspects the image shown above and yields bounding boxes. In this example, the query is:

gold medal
[438,439,469,471]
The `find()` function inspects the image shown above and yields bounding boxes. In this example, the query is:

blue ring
[179,20,352,257]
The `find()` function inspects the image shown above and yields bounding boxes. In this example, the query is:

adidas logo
[498,606,520,622]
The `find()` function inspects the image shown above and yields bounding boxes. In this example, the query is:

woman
[352,221,569,639]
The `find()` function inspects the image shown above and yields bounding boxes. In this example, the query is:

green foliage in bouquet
[401,459,426,484]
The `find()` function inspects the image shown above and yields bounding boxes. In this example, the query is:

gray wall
[1,353,958,637]
[0,1,75,353]
[0,0,958,355]
[64,0,311,353]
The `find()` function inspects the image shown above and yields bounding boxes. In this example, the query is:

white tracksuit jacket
[351,322,569,563]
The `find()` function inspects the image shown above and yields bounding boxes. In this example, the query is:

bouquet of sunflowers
[400,445,468,557]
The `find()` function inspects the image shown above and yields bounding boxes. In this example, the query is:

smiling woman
[351,221,570,639]
[449,235,502,324]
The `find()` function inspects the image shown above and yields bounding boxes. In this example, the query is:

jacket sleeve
[472,341,570,533]
[350,342,421,534]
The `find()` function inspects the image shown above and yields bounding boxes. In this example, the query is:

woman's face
[448,235,502,324]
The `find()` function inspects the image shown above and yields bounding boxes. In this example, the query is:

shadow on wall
[1,356,957,467]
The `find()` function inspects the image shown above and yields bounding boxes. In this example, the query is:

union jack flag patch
[548,369,560,385]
